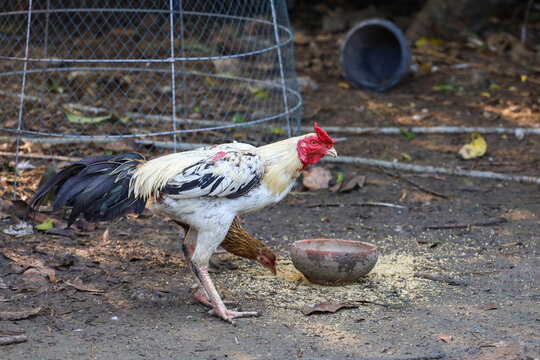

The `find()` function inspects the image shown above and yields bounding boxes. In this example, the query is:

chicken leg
[191,263,260,324]
[182,238,260,324]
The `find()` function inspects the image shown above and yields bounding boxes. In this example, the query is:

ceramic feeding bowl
[290,239,378,285]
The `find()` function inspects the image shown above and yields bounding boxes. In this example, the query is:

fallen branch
[425,218,507,230]
[414,272,468,286]
[307,202,406,209]
[384,170,447,199]
[0,151,82,162]
[0,334,28,346]
[0,306,42,321]
[300,125,540,136]
[323,156,540,184]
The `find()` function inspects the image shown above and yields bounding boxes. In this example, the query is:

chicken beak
[326,147,337,157]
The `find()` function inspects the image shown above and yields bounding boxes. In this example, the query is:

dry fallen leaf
[339,175,366,192]
[302,166,331,190]
[459,132,487,160]
[301,301,356,315]
[100,227,110,245]
[64,278,105,293]
[10,200,49,223]
[2,252,55,277]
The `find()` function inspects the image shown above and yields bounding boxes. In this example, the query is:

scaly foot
[188,284,237,308]
[208,308,261,325]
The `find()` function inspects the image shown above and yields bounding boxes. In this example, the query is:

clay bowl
[290,239,378,285]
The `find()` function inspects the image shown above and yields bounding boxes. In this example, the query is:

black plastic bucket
[340,18,410,92]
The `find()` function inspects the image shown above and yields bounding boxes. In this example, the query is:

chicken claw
[192,263,259,324]
[208,308,261,325]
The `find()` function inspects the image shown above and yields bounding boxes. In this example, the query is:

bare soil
[1,12,539,360]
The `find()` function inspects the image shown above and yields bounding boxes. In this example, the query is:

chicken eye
[311,140,317,145]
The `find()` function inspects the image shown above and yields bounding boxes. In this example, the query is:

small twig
[323,156,540,184]
[0,151,82,162]
[425,218,507,230]
[0,334,28,346]
[308,202,406,209]
[352,300,390,308]
[384,170,447,199]
[0,306,42,321]
[414,272,468,286]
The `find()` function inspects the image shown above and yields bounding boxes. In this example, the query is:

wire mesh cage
[0,0,302,196]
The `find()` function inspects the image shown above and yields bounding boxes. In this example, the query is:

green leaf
[401,129,416,139]
[270,126,285,135]
[414,37,444,49]
[65,111,110,124]
[401,153,412,162]
[184,41,213,54]
[192,106,200,113]
[489,83,501,90]
[435,82,453,91]
[35,218,54,231]
[336,171,343,183]
[232,113,244,123]
[119,116,131,124]
[253,88,269,100]
[46,78,64,94]
[205,77,215,86]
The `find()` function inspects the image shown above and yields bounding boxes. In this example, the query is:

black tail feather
[28,153,147,227]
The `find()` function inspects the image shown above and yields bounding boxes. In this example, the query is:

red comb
[314,123,335,146]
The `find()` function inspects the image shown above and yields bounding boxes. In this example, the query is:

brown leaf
[73,218,95,232]
[100,228,110,246]
[64,278,105,293]
[2,252,55,277]
[0,199,11,211]
[301,301,356,315]
[339,175,366,192]
[10,200,49,223]
[0,306,42,321]
[329,182,342,192]
[437,334,452,342]
[44,227,74,238]
[302,166,331,190]
[293,31,310,45]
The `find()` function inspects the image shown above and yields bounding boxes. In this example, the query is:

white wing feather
[131,142,264,200]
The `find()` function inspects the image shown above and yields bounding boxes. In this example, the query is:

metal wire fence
[0,0,301,172]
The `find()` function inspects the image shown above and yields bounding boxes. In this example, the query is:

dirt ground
[1,9,540,360]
